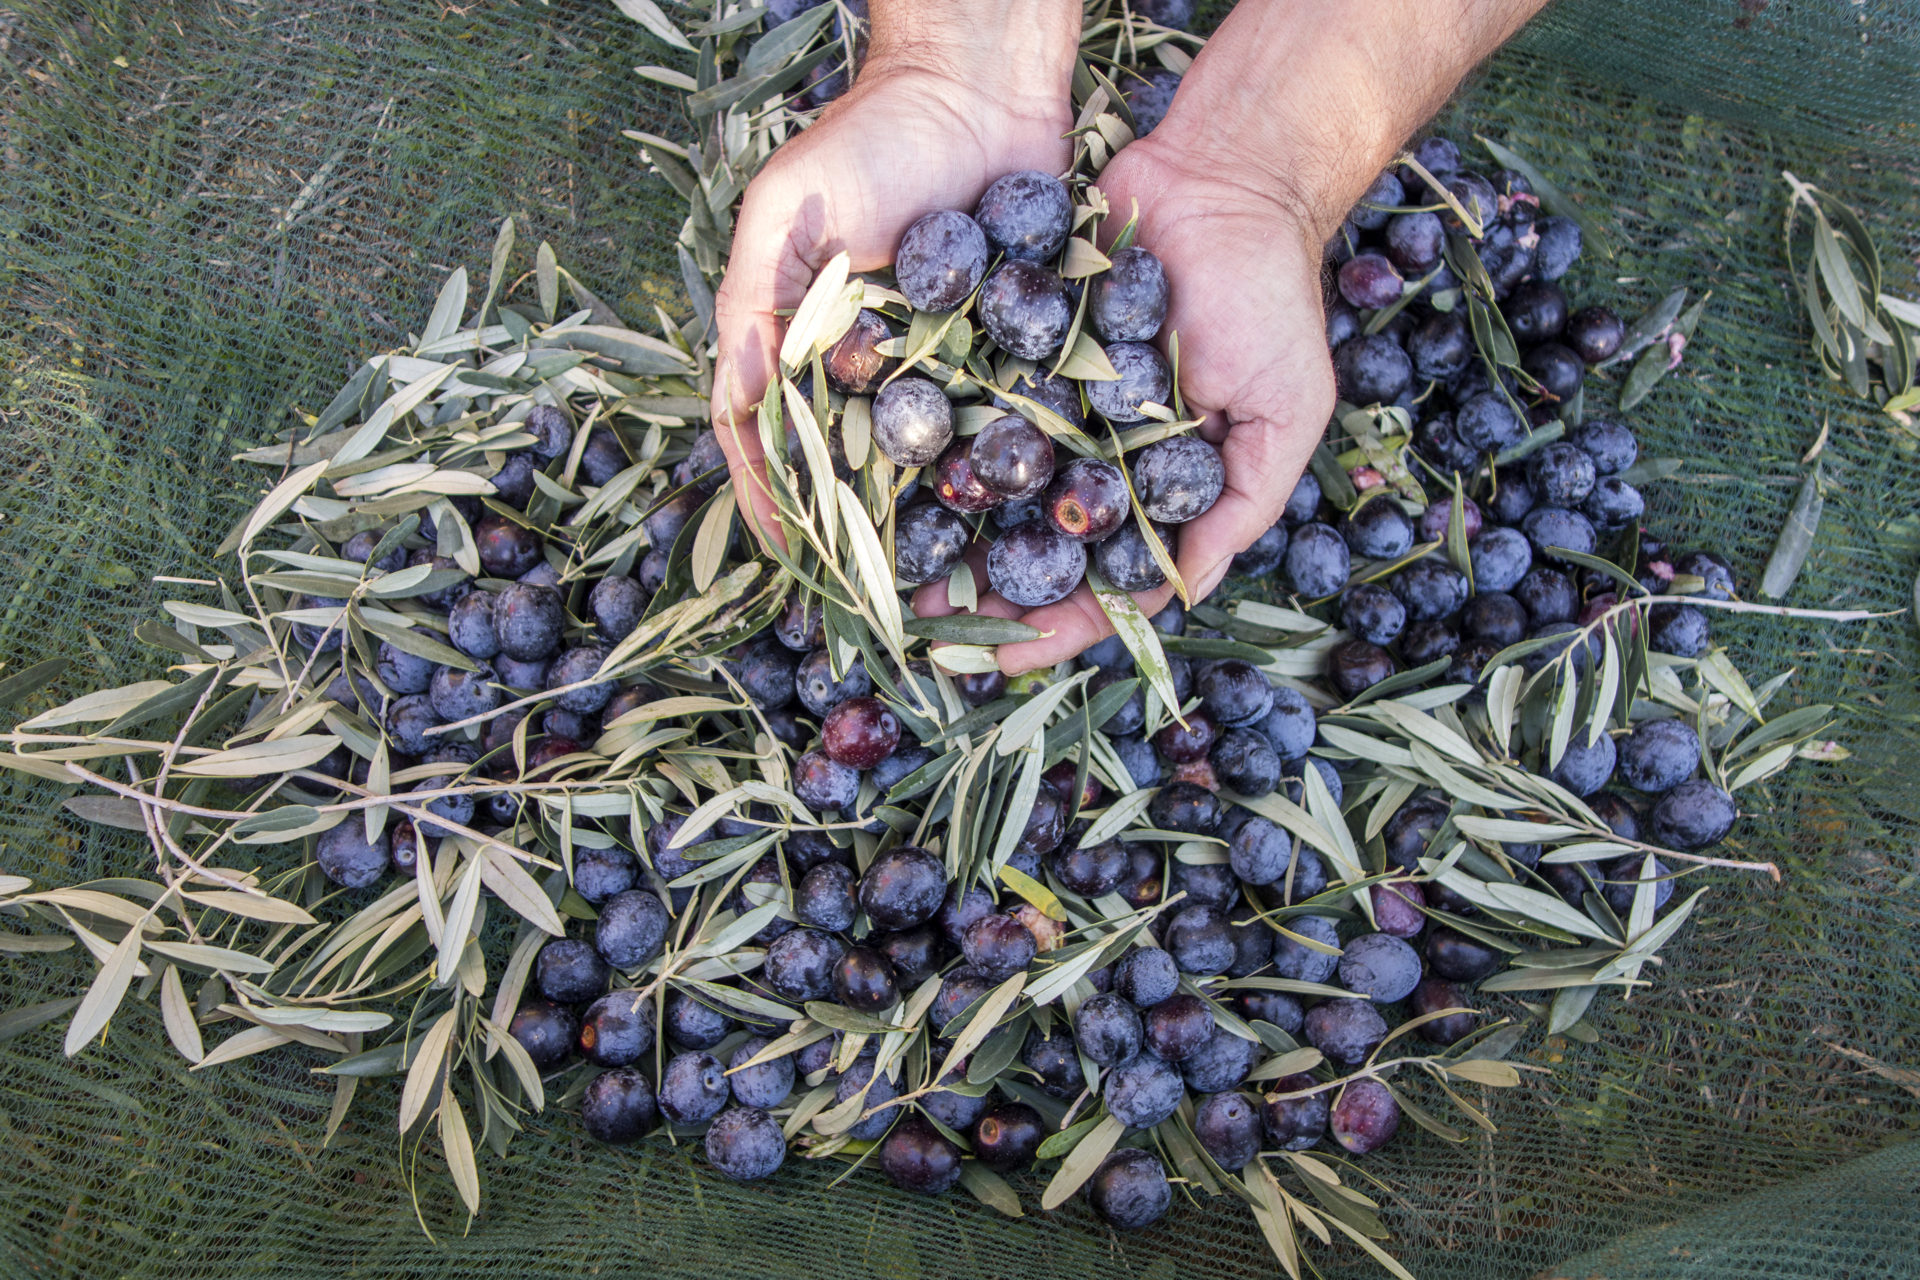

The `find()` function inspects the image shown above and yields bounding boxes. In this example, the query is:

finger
[909,541,993,621]
[912,545,1030,674]
[964,590,1026,623]
[710,183,821,552]
[1175,411,1321,603]
[711,363,787,555]
[995,579,1176,675]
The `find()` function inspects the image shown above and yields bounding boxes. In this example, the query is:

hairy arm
[1160,0,1548,239]
[863,1,1081,82]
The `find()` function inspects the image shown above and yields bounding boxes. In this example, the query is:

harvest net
[1,2,1916,1277]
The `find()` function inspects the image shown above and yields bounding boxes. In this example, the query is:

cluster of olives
[494,560,1736,1227]
[809,168,1223,613]
[497,581,1727,1222]
[301,404,722,889]
[283,502,1742,1232]
[489,137,1739,1226]
[295,132,1743,1236]
[1221,134,1721,704]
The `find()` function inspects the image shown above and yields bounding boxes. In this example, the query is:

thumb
[1174,397,1327,604]
[710,184,820,552]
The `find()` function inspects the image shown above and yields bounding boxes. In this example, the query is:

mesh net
[2,2,1917,1276]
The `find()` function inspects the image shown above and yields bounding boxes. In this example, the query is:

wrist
[865,1,1081,122]
[1112,129,1325,267]
[1149,0,1547,240]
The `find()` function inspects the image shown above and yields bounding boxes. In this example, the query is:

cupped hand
[930,133,1336,675]
[710,61,1074,544]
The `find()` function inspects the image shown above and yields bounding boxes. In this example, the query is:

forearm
[1153,0,1549,236]
[867,1,1082,100]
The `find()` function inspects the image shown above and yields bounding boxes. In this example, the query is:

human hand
[919,134,1335,675]
[710,4,1080,545]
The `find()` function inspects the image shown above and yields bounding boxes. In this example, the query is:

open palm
[711,67,1073,543]
[940,135,1336,673]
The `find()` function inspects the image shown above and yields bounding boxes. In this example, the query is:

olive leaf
[779,252,857,373]
[1397,152,1482,238]
[945,972,1028,1074]
[928,644,1003,675]
[1085,566,1181,717]
[0,998,83,1046]
[1245,1161,1303,1279]
[1759,464,1823,599]
[193,1025,297,1070]
[691,485,739,595]
[144,941,276,975]
[0,657,72,709]
[1054,329,1121,382]
[63,922,144,1058]
[834,481,906,655]
[997,670,1092,757]
[1774,173,1912,416]
[1619,292,1709,413]
[1548,983,1601,1036]
[958,1163,1024,1217]
[1244,1046,1325,1082]
[1061,238,1113,279]
[440,1093,482,1216]
[1040,1112,1125,1210]
[398,1009,458,1132]
[421,268,469,351]
[999,863,1067,921]
[987,743,1045,875]
[0,933,75,955]
[1476,135,1615,259]
[1441,1058,1522,1088]
[478,847,566,936]
[904,615,1041,645]
[436,857,487,988]
[1597,287,1688,371]
[175,735,341,778]
[742,2,833,73]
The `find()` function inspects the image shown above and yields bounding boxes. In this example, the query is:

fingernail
[1193,562,1229,603]
[996,650,1041,678]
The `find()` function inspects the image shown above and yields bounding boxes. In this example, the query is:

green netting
[1512,0,1920,152]
[2,2,1917,1277]
[1540,1140,1920,1280]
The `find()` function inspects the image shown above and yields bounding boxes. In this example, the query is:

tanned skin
[711,0,1550,672]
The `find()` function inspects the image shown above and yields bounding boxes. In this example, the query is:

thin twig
[130,669,232,936]
[1684,595,1896,623]
[238,554,299,708]
[110,762,268,897]
[127,761,204,942]
[1263,1054,1546,1103]
[1529,808,1784,881]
